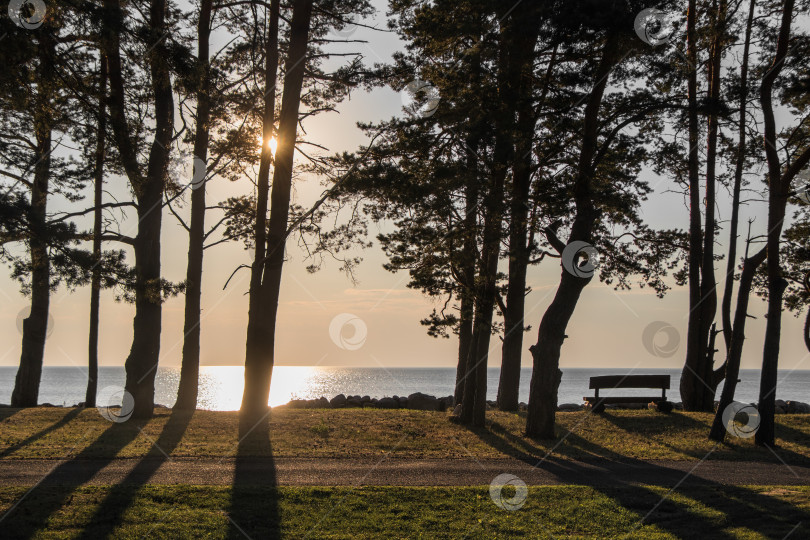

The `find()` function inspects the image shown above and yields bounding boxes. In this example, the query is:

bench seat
[584,396,666,404]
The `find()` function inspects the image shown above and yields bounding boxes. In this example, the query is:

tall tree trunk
[175,0,214,411]
[246,0,280,369]
[757,0,798,447]
[709,244,766,441]
[497,21,546,412]
[241,0,314,422]
[721,0,756,352]
[680,0,709,411]
[11,31,55,408]
[102,0,175,419]
[85,57,108,408]
[454,141,479,407]
[525,34,618,439]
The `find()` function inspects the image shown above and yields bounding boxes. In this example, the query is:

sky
[1,0,808,375]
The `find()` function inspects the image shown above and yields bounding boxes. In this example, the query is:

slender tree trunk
[102,0,175,419]
[757,0,796,447]
[497,18,544,412]
[241,0,314,422]
[680,0,708,411]
[85,57,108,408]
[245,0,280,369]
[175,0,214,411]
[721,0,756,352]
[709,244,766,441]
[525,34,617,439]
[11,31,55,408]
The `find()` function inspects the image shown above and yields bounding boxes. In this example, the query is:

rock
[377,397,399,409]
[674,402,684,410]
[775,399,787,409]
[451,404,462,417]
[655,401,674,414]
[330,394,347,408]
[346,397,362,408]
[787,401,810,414]
[558,403,582,412]
[407,392,439,411]
[518,402,527,412]
[288,399,310,409]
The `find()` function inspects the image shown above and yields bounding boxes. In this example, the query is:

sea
[2,367,809,409]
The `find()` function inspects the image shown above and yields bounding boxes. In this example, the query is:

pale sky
[1,0,808,374]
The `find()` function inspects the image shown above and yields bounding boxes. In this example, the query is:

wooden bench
[584,375,671,413]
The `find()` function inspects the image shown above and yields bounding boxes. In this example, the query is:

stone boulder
[377,397,399,409]
[787,401,810,414]
[346,397,362,408]
[329,394,347,408]
[406,392,439,411]
[558,403,582,412]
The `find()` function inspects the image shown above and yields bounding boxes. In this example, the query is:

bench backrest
[589,375,670,390]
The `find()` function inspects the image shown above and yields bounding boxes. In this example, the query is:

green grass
[1,407,809,462]
[0,485,807,538]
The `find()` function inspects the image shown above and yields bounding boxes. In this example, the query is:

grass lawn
[1,407,809,462]
[0,484,807,539]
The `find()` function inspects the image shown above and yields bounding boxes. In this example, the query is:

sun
[266,136,278,157]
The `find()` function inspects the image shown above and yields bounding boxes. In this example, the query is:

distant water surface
[1,367,808,410]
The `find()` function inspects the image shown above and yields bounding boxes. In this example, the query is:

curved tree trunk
[11,31,55,408]
[86,57,108,408]
[102,0,175,419]
[756,0,797,447]
[175,0,214,411]
[709,245,766,442]
[241,0,314,423]
[525,33,618,438]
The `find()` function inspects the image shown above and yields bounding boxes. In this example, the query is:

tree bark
[241,0,314,422]
[102,0,175,419]
[175,0,214,411]
[525,33,618,439]
[85,57,108,408]
[721,0,756,352]
[756,0,798,447]
[681,0,711,411]
[497,19,545,412]
[11,30,55,408]
[709,245,766,441]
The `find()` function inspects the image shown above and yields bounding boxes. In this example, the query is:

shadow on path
[226,414,280,539]
[0,416,143,539]
[464,417,810,538]
[76,408,194,539]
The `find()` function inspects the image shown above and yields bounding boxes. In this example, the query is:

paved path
[1,457,807,487]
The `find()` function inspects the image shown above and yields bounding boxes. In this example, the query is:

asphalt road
[1,457,807,487]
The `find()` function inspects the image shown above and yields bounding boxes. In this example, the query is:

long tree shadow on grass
[0,407,81,459]
[463,418,810,538]
[76,408,194,539]
[0,415,144,539]
[226,414,280,539]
